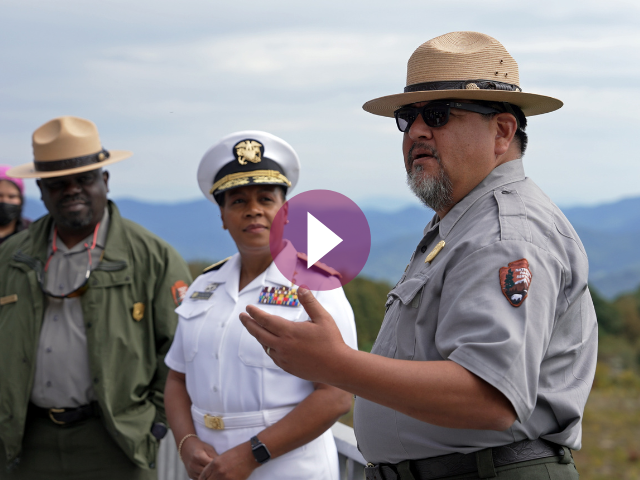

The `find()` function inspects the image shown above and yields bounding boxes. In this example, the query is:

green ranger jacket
[0,201,192,468]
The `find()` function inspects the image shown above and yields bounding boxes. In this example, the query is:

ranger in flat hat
[239,32,595,480]
[0,116,191,479]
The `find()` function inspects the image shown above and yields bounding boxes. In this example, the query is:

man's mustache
[408,142,441,168]
[58,194,91,208]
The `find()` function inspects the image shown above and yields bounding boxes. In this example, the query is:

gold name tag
[425,241,446,263]
[204,415,225,430]
[0,294,18,306]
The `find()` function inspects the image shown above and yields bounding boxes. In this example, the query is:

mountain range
[22,195,640,299]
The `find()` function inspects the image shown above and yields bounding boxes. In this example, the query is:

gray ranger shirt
[354,159,597,464]
[30,209,109,409]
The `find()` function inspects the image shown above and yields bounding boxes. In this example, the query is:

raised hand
[239,287,351,384]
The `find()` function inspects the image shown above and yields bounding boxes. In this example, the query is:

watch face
[252,444,271,464]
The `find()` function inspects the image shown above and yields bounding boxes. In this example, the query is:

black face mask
[0,203,21,226]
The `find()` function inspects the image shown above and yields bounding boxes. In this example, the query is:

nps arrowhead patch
[499,259,532,307]
[171,280,189,307]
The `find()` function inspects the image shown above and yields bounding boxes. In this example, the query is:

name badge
[0,294,18,306]
[191,283,221,301]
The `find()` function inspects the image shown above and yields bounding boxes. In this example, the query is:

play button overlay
[307,213,343,268]
[270,189,371,291]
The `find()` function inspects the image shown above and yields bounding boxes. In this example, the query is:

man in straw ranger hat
[0,116,191,479]
[240,31,595,479]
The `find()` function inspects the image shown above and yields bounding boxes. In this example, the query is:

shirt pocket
[238,303,305,369]
[373,275,428,360]
[176,301,215,362]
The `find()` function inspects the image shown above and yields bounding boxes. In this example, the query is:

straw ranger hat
[363,31,563,117]
[7,116,132,179]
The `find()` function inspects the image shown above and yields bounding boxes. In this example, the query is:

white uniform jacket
[165,249,357,480]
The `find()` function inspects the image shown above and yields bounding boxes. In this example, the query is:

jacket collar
[100,201,131,265]
[436,158,526,239]
[266,240,297,286]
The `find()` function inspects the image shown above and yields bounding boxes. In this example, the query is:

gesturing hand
[239,287,352,384]
[181,436,217,480]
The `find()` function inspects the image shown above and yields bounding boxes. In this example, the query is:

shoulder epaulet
[296,252,342,279]
[203,257,231,274]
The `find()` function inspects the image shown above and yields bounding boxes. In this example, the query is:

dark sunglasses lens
[423,104,449,127]
[395,109,415,132]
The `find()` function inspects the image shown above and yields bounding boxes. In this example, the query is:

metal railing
[157,422,366,480]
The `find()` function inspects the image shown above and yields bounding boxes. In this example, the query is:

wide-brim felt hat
[363,31,563,118]
[8,116,132,179]
[198,130,301,205]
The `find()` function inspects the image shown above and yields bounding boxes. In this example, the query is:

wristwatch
[250,436,271,464]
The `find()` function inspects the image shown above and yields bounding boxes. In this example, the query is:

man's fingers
[297,286,330,323]
[242,305,291,335]
[239,312,274,344]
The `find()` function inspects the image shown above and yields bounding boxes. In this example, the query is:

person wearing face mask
[0,165,31,245]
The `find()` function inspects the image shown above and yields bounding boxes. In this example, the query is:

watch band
[250,435,271,464]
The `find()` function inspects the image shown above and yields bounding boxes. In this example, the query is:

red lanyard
[44,222,101,272]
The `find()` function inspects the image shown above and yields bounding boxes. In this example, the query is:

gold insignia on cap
[235,140,263,165]
[132,302,145,321]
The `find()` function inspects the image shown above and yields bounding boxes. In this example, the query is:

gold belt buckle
[204,415,225,430]
[49,408,66,425]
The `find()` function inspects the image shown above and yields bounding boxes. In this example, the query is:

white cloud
[2,0,640,208]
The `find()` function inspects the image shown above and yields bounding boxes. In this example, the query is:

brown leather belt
[365,438,569,480]
[28,402,100,426]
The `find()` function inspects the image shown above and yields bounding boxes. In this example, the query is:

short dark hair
[479,102,528,156]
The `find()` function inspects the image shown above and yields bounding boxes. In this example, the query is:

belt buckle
[204,415,225,430]
[48,408,66,425]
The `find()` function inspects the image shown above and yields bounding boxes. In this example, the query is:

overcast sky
[1,0,639,210]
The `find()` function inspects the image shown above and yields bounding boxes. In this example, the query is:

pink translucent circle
[269,190,371,291]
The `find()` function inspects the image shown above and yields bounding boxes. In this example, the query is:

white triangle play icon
[307,212,343,269]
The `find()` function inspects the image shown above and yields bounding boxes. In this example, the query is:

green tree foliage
[343,277,393,352]
[504,268,514,290]
[591,285,624,335]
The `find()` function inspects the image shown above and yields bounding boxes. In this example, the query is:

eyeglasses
[394,101,501,132]
[39,222,101,299]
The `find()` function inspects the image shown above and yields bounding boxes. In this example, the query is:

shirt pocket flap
[175,300,215,319]
[390,275,429,306]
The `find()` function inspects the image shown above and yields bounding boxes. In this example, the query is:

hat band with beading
[33,149,111,172]
[404,80,522,93]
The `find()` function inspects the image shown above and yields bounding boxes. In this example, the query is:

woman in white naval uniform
[164,131,357,480]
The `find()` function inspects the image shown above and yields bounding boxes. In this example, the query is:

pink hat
[0,165,25,196]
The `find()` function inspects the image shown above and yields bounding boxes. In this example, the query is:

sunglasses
[394,101,501,132]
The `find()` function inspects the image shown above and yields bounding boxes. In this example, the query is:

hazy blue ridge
[21,196,640,299]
